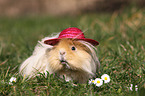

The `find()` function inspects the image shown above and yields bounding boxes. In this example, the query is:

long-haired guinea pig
[19,34,100,83]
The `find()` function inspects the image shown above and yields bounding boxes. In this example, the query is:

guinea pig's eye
[71,46,76,51]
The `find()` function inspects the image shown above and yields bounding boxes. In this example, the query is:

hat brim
[44,38,99,46]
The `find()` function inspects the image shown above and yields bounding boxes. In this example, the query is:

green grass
[0,6,145,96]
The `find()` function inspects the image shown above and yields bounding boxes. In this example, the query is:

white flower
[129,84,138,91]
[129,84,133,91]
[88,79,95,84]
[135,85,138,91]
[101,74,110,83]
[94,78,103,87]
[9,77,16,85]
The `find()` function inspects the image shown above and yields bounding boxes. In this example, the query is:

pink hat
[44,27,99,46]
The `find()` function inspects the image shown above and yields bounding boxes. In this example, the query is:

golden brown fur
[19,37,100,83]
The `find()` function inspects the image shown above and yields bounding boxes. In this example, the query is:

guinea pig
[19,29,100,83]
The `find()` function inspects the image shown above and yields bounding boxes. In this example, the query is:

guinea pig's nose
[60,51,66,55]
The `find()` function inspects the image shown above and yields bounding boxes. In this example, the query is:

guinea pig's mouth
[61,60,67,64]
[60,60,70,69]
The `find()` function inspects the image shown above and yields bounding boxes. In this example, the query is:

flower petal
[9,77,17,85]
[94,78,103,87]
[101,74,110,83]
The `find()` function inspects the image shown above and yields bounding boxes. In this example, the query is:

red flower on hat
[44,27,99,46]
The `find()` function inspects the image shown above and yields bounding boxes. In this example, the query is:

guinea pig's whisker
[73,28,88,39]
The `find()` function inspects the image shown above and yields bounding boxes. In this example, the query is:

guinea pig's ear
[44,40,59,46]
[73,40,91,53]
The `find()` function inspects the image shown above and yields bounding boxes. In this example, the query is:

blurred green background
[0,0,145,96]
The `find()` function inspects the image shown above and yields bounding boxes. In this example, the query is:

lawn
[0,6,145,96]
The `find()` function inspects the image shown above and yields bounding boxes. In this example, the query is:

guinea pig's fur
[19,34,100,83]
